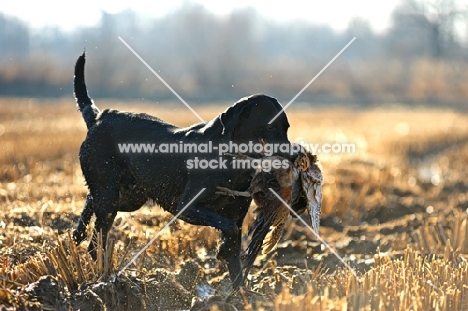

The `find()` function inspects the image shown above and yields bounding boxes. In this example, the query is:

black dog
[72,53,291,287]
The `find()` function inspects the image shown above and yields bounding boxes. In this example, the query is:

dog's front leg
[175,187,243,288]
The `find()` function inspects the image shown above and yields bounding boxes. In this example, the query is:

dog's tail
[74,52,100,129]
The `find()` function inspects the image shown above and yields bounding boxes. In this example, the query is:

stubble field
[1,98,468,310]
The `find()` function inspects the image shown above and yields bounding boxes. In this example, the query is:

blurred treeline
[2,0,468,107]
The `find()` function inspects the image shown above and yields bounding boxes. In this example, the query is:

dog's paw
[72,229,87,244]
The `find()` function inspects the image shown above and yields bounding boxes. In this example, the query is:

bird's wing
[302,166,323,235]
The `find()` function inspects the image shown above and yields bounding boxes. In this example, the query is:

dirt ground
[1,99,468,310]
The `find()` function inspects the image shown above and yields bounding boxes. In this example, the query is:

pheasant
[216,145,323,280]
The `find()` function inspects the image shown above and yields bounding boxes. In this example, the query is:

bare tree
[389,0,467,58]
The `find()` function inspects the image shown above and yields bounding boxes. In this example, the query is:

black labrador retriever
[72,53,291,288]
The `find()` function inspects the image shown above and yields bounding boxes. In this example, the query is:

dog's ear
[219,96,253,138]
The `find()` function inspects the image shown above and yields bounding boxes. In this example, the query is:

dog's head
[219,94,290,153]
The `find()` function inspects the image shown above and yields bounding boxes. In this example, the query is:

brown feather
[216,145,323,282]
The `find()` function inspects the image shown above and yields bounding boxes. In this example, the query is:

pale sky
[1,0,400,32]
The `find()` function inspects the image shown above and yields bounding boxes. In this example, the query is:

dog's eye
[266,124,276,131]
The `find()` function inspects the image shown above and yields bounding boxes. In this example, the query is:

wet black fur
[72,52,291,288]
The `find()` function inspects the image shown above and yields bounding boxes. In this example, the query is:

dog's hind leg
[87,191,119,260]
[88,209,118,260]
[73,193,94,244]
